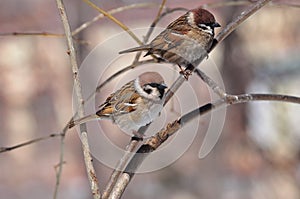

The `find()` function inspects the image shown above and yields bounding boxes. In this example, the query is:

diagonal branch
[82,0,143,46]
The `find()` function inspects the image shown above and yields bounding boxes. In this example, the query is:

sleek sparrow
[69,72,167,137]
[120,8,220,77]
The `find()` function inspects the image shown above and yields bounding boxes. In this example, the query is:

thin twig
[133,0,170,62]
[82,0,143,46]
[72,3,159,36]
[227,93,300,105]
[211,0,271,49]
[55,0,100,198]
[53,124,70,199]
[0,32,64,37]
[194,68,226,98]
[202,0,250,9]
[0,133,62,153]
[53,133,66,199]
[0,3,157,41]
[271,1,300,8]
[102,140,140,199]
[0,32,89,44]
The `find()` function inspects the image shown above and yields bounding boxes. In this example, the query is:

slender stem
[0,133,62,153]
[228,93,300,105]
[0,32,64,37]
[211,0,271,50]
[102,140,139,199]
[72,3,158,36]
[194,68,226,98]
[55,0,100,198]
[82,0,143,45]
[53,134,66,199]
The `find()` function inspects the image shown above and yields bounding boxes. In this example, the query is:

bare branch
[53,133,66,199]
[194,68,226,98]
[211,0,271,49]
[226,93,300,105]
[202,0,250,9]
[0,32,64,37]
[55,0,100,198]
[0,133,62,153]
[82,0,143,46]
[72,3,159,36]
[271,1,300,8]
[102,140,140,199]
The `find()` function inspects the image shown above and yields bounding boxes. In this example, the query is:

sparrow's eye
[143,87,153,94]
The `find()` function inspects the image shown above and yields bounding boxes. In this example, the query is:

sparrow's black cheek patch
[158,89,165,99]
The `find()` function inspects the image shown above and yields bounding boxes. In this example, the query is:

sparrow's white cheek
[149,88,162,101]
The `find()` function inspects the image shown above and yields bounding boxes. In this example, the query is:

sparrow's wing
[155,14,193,49]
[152,30,185,51]
[114,91,141,114]
[96,81,140,116]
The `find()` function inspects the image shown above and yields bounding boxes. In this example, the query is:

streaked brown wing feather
[98,106,113,115]
[166,15,191,33]
[96,80,140,116]
[115,92,140,113]
[149,15,192,57]
[147,31,175,55]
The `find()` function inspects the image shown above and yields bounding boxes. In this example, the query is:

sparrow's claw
[177,64,189,80]
[179,69,192,80]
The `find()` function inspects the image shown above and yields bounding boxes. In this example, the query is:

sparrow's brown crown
[190,8,220,28]
[138,72,165,87]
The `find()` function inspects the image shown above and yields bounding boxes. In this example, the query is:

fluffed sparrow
[69,72,167,137]
[119,7,220,78]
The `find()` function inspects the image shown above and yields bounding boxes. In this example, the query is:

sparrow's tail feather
[119,45,150,54]
[68,114,107,129]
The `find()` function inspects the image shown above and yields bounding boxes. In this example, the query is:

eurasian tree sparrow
[69,72,167,137]
[119,8,220,77]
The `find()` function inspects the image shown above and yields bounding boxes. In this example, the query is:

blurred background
[1,0,300,198]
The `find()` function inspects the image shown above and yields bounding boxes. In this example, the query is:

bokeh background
[1,0,300,198]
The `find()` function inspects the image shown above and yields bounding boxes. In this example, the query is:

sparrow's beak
[213,22,221,28]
